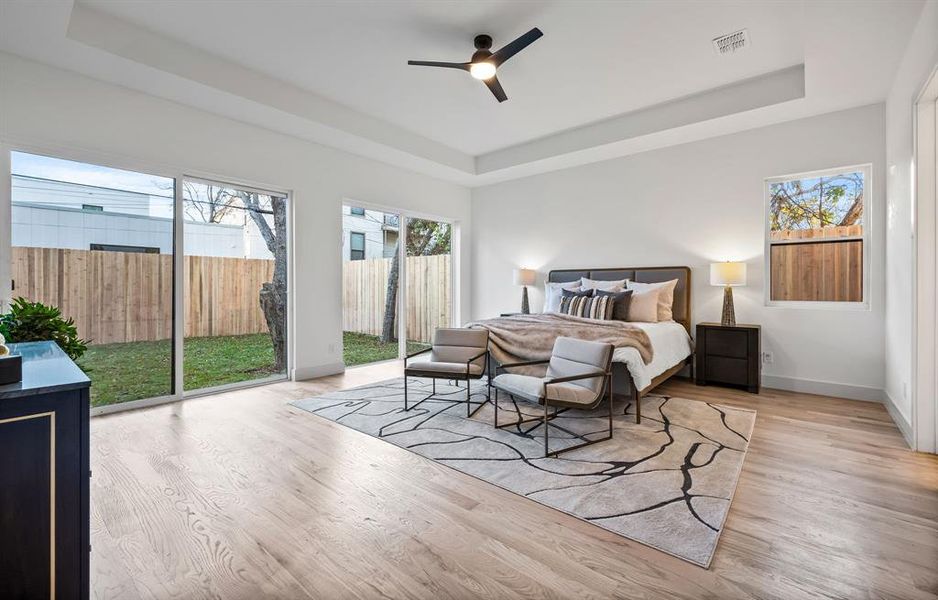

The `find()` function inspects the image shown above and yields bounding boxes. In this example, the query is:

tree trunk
[244,193,288,372]
[380,241,400,343]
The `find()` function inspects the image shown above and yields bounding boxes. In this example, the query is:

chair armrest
[404,346,432,367]
[497,358,550,373]
[465,349,488,375]
[543,370,610,386]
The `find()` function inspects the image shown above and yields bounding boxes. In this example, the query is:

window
[349,206,365,216]
[765,164,870,306]
[90,243,159,254]
[350,231,365,260]
[6,151,291,414]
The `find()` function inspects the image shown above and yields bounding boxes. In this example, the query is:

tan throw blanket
[468,313,653,376]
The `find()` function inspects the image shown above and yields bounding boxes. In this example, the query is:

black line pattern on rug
[293,377,754,565]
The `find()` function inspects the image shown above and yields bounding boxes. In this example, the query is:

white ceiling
[0,0,927,185]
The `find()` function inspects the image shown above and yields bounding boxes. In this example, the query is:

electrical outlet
[902,382,908,401]
[762,351,774,365]
[328,343,336,354]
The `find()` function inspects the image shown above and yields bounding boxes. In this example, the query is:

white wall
[884,0,938,432]
[472,104,886,400]
[0,52,472,378]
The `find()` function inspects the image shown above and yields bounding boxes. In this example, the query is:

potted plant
[0,298,89,364]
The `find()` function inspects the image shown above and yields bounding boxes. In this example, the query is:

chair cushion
[546,337,613,395]
[407,359,484,376]
[492,373,600,406]
[430,328,488,368]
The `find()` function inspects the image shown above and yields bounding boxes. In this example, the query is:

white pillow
[581,277,629,292]
[628,279,679,321]
[627,288,660,323]
[544,280,582,313]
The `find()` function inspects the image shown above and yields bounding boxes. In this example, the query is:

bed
[490,266,693,423]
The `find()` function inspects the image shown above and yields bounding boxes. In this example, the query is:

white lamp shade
[513,268,536,286]
[710,262,747,286]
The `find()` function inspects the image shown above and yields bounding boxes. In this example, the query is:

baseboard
[882,391,914,449]
[761,374,884,403]
[293,362,345,381]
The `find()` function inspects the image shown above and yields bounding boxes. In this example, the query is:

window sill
[764,300,870,311]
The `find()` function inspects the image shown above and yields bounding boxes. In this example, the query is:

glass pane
[9,151,174,407]
[182,179,287,391]
[769,171,864,240]
[341,205,404,366]
[404,217,451,353]
[768,169,865,302]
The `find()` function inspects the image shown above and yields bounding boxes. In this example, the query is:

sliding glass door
[341,204,404,366]
[340,204,453,366]
[4,151,290,411]
[9,151,175,408]
[403,217,452,353]
[182,178,288,392]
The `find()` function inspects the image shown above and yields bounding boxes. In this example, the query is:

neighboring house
[342,205,399,261]
[11,175,273,259]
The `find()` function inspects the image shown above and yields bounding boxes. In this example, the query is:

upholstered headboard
[547,266,692,334]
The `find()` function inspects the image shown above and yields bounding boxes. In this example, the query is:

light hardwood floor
[90,362,938,599]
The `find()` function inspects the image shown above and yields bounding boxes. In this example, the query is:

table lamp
[513,268,536,314]
[710,262,746,326]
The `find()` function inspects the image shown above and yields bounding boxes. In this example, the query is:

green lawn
[78,333,281,407]
[78,331,427,407]
[343,331,428,367]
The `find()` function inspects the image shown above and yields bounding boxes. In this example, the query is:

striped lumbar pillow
[558,294,613,320]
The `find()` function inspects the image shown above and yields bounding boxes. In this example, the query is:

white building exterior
[341,205,398,261]
[11,175,272,259]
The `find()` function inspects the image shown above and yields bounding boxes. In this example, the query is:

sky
[12,151,174,197]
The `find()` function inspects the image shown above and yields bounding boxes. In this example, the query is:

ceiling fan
[408,28,543,103]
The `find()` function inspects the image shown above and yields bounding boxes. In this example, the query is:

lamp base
[721,286,736,327]
[521,286,530,314]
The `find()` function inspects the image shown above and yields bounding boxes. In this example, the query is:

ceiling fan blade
[407,60,470,71]
[484,76,508,103]
[491,27,543,67]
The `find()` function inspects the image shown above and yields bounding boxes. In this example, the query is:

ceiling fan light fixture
[469,62,496,80]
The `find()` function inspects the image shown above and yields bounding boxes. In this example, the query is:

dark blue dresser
[1,342,91,600]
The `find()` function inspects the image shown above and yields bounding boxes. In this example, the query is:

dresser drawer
[705,356,749,386]
[705,329,749,358]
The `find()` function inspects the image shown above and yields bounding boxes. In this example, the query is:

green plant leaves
[0,297,89,361]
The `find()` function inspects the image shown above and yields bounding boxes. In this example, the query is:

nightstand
[695,322,760,393]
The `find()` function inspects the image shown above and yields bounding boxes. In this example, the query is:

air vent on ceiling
[712,29,749,55]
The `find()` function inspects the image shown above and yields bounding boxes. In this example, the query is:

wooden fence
[11,247,273,345]
[342,254,451,343]
[769,225,862,302]
[11,247,451,346]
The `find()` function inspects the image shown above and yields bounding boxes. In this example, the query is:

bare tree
[379,219,450,343]
[181,181,239,223]
[239,192,288,371]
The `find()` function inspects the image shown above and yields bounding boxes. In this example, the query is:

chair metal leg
[493,387,498,428]
[543,401,550,458]
[404,375,408,410]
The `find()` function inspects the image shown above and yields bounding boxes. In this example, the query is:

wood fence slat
[769,225,862,302]
[11,248,451,345]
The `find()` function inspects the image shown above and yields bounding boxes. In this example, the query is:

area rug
[290,377,755,567]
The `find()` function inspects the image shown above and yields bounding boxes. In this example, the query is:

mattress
[611,321,693,391]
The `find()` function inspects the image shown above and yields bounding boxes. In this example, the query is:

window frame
[349,231,365,261]
[1,142,295,417]
[763,163,872,311]
[341,197,459,360]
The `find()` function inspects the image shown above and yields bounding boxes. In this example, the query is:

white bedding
[612,321,693,391]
